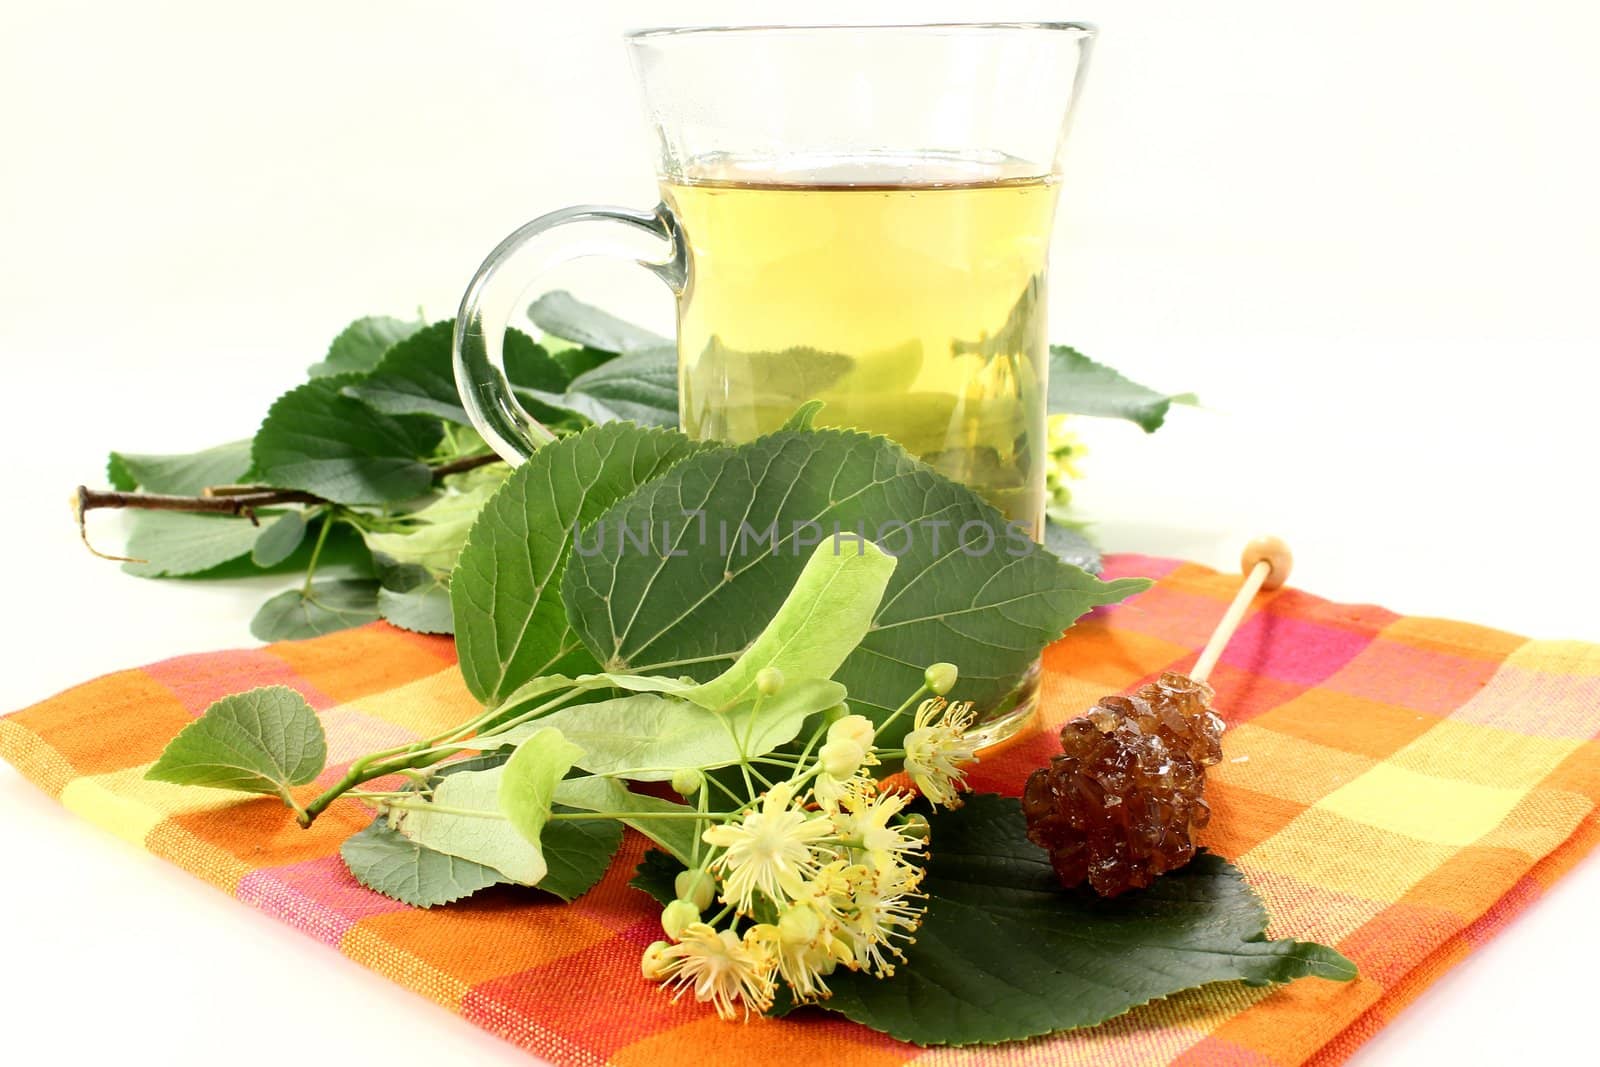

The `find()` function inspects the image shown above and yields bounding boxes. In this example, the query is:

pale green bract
[499,727,586,853]
[391,764,546,885]
[553,776,699,865]
[684,538,896,711]
[494,678,846,781]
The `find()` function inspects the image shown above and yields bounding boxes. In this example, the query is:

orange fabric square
[1255,689,1440,761]
[266,626,454,703]
[10,668,194,776]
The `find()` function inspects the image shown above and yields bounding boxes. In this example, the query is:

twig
[71,452,505,561]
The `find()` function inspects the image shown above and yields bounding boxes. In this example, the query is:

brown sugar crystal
[1021,672,1224,897]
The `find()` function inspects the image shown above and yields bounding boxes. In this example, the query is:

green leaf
[308,315,424,378]
[819,795,1356,1045]
[1048,346,1197,433]
[549,345,616,381]
[252,376,442,505]
[121,512,264,578]
[251,578,382,641]
[145,686,326,802]
[450,422,710,705]
[252,510,309,567]
[390,764,543,885]
[537,807,624,902]
[340,817,507,908]
[1043,516,1103,575]
[343,321,566,424]
[528,291,668,353]
[105,440,254,495]
[501,679,845,781]
[685,539,895,711]
[361,469,508,578]
[781,400,826,431]
[629,848,684,906]
[553,776,700,866]
[562,429,1148,732]
[376,566,454,635]
[522,346,680,427]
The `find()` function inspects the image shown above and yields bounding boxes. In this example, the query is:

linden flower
[902,697,979,808]
[651,922,777,1020]
[840,858,926,978]
[702,782,835,913]
[752,901,852,1003]
[830,779,926,865]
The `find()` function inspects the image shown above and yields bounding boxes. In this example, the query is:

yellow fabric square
[1208,724,1376,807]
[1244,808,1457,900]
[1387,719,1583,790]
[60,763,244,846]
[1508,638,1600,677]
[341,666,481,736]
[1318,763,1523,847]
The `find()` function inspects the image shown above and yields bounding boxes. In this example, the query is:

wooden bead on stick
[1241,536,1293,591]
[1191,536,1293,684]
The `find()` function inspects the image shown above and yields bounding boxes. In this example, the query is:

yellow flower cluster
[640,676,982,1021]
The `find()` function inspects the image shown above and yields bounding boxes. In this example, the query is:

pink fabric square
[144,648,333,715]
[1221,612,1375,687]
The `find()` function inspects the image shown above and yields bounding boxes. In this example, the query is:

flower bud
[674,868,715,912]
[660,898,699,940]
[641,940,673,980]
[819,737,865,779]
[827,713,874,750]
[777,902,824,946]
[924,662,959,696]
[755,666,785,696]
[670,767,704,797]
[899,813,931,841]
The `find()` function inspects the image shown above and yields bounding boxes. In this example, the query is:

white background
[2,1,1597,1063]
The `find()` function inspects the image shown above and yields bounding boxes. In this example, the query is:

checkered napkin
[4,554,1597,1066]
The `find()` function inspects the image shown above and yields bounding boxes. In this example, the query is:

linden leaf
[818,794,1357,1045]
[1048,346,1197,433]
[146,686,326,801]
[562,429,1148,738]
[252,510,309,568]
[308,315,425,378]
[106,440,254,495]
[340,818,507,908]
[251,579,382,641]
[252,376,442,505]
[553,776,699,866]
[343,320,566,424]
[450,422,711,704]
[527,290,669,353]
[121,512,264,578]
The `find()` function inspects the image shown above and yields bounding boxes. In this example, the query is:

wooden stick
[1190,536,1292,684]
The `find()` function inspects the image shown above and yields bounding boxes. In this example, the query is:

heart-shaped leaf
[817,794,1356,1046]
[146,686,327,801]
[1048,346,1197,432]
[450,422,710,704]
[561,429,1147,732]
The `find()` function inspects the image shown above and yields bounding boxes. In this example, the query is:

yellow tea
[665,163,1057,535]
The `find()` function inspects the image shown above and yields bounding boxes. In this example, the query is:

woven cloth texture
[4,553,1597,1066]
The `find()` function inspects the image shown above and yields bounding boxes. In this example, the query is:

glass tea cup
[453,22,1096,744]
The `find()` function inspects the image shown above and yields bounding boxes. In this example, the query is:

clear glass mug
[454,22,1096,743]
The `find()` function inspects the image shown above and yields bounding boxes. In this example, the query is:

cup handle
[452,203,683,463]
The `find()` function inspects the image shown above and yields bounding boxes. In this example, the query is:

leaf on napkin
[146,685,327,801]
[816,794,1356,1046]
